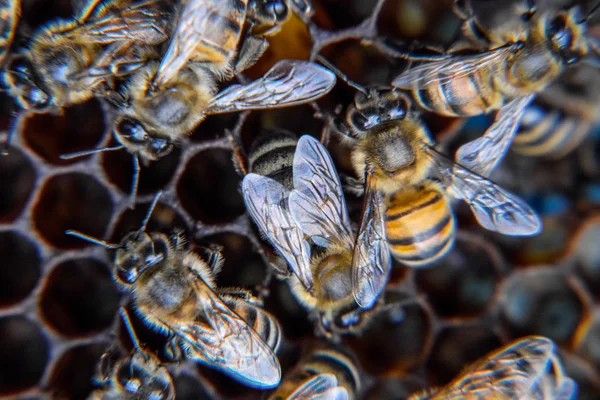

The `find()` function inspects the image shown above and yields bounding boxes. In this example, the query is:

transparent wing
[351,172,391,309]
[431,337,555,399]
[206,60,336,114]
[242,173,314,292]
[428,148,541,235]
[288,135,353,249]
[392,45,516,89]
[455,94,535,177]
[174,272,281,388]
[288,374,349,400]
[0,0,20,65]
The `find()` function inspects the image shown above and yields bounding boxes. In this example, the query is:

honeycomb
[1,0,600,399]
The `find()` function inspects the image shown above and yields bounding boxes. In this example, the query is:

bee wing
[288,135,354,249]
[175,274,281,388]
[550,377,577,400]
[351,173,391,309]
[205,60,336,115]
[0,0,20,65]
[288,374,349,400]
[392,45,515,89]
[455,94,535,177]
[428,148,541,235]
[242,173,314,292]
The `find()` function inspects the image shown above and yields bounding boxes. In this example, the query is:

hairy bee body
[248,130,298,191]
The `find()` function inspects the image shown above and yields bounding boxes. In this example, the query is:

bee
[388,3,600,177]
[0,0,20,65]
[268,344,360,400]
[338,85,541,267]
[66,192,283,389]
[89,308,174,400]
[512,63,600,159]
[242,134,392,337]
[1,0,172,152]
[409,336,577,399]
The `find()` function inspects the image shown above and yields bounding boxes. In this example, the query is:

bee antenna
[140,191,162,232]
[65,230,122,249]
[128,155,141,210]
[59,145,125,159]
[315,55,369,95]
[119,308,143,352]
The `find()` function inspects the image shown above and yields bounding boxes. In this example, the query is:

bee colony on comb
[1,0,600,399]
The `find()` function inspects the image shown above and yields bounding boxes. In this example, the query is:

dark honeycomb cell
[426,325,502,386]
[574,310,600,370]
[347,290,432,376]
[173,373,215,400]
[0,316,49,395]
[363,376,427,400]
[0,147,36,222]
[101,137,181,198]
[264,279,313,341]
[197,365,263,400]
[32,173,113,249]
[22,0,74,27]
[177,149,245,224]
[39,258,120,337]
[22,100,106,165]
[0,231,41,308]
[498,268,585,343]
[415,234,502,318]
[190,113,239,142]
[47,342,107,400]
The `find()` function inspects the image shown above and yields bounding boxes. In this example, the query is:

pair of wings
[243,135,391,309]
[392,44,536,180]
[283,373,349,400]
[413,336,576,399]
[166,264,281,389]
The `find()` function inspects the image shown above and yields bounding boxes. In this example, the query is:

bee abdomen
[224,298,282,352]
[248,130,297,190]
[385,185,456,267]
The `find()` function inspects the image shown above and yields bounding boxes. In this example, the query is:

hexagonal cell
[0,147,36,222]
[190,113,240,142]
[0,316,49,396]
[22,0,74,27]
[197,364,263,400]
[498,268,584,344]
[173,373,215,400]
[346,290,432,376]
[568,216,600,296]
[47,342,107,400]
[415,234,503,318]
[426,325,501,386]
[574,309,600,370]
[0,231,41,308]
[177,149,245,224]
[101,137,181,198]
[23,100,106,165]
[32,173,113,249]
[363,376,427,400]
[39,258,120,337]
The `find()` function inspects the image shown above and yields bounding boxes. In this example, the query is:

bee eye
[350,111,371,131]
[548,16,571,48]
[117,118,148,144]
[266,0,288,20]
[149,137,174,157]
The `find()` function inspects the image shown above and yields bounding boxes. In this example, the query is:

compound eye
[29,88,50,109]
[350,110,371,131]
[267,0,288,21]
[149,137,174,157]
[117,117,148,144]
[547,16,570,47]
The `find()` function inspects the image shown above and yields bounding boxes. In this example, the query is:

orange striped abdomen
[385,182,455,267]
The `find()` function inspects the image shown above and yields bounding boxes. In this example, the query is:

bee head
[347,88,409,135]
[115,231,169,285]
[5,55,51,111]
[543,6,589,65]
[114,352,174,398]
[115,116,174,161]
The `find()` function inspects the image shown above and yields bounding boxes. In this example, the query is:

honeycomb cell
[101,137,181,198]
[363,376,427,400]
[0,232,41,308]
[0,147,36,222]
[177,149,245,224]
[426,325,502,386]
[346,290,432,376]
[415,233,502,318]
[47,342,107,400]
[22,100,106,165]
[498,268,585,343]
[32,173,113,249]
[264,279,313,341]
[574,310,600,370]
[190,113,239,142]
[568,217,600,296]
[173,373,215,400]
[39,258,120,337]
[197,365,263,400]
[0,316,49,395]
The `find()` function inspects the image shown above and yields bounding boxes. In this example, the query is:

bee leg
[232,36,270,75]
[196,244,225,275]
[217,287,255,302]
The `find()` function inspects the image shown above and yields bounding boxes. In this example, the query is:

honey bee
[66,193,283,389]
[242,134,392,337]
[268,344,360,400]
[339,86,541,266]
[513,63,600,159]
[388,3,600,177]
[89,308,174,400]
[409,336,577,399]
[0,0,20,65]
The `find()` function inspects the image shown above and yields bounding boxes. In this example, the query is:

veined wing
[428,147,541,235]
[456,94,535,177]
[242,173,314,292]
[288,135,353,249]
[287,374,349,400]
[351,170,391,309]
[205,60,336,115]
[174,270,281,388]
[392,44,517,90]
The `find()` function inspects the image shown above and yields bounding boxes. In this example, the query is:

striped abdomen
[385,182,455,267]
[222,297,282,352]
[248,130,297,190]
